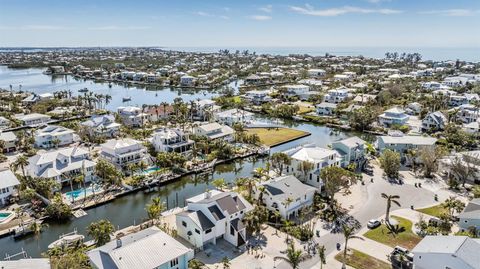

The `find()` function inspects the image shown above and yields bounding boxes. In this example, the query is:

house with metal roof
[176,190,253,250]
[412,236,480,269]
[81,115,121,138]
[421,111,447,132]
[34,125,79,149]
[0,258,51,269]
[0,131,17,153]
[253,175,316,219]
[0,169,20,206]
[87,226,193,269]
[376,134,437,162]
[193,122,234,142]
[378,107,410,127]
[458,199,480,236]
[332,136,367,168]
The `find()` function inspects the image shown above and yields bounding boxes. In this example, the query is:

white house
[0,131,17,153]
[81,114,121,138]
[455,104,479,123]
[0,169,20,206]
[307,68,326,78]
[192,99,221,121]
[458,198,480,236]
[117,106,149,127]
[0,116,10,130]
[421,111,447,132]
[463,121,479,135]
[377,134,437,162]
[323,88,352,104]
[14,113,51,126]
[34,125,78,149]
[180,75,195,86]
[214,109,254,126]
[193,122,234,142]
[316,102,337,116]
[284,145,342,189]
[151,128,193,154]
[378,107,410,127]
[100,138,148,169]
[412,236,480,269]
[176,190,253,249]
[243,90,272,104]
[26,146,96,185]
[254,175,316,219]
[281,84,310,100]
[332,136,367,168]
[87,226,194,269]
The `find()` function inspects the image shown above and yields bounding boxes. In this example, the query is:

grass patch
[246,127,309,146]
[363,216,422,250]
[335,249,390,269]
[297,105,315,114]
[416,204,448,218]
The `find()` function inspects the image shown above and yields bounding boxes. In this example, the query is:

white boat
[122,96,131,102]
[48,229,85,249]
[78,88,89,93]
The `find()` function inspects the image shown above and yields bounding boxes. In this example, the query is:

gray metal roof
[0,258,51,269]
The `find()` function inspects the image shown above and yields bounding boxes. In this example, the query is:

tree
[235,177,257,199]
[320,166,356,208]
[297,160,314,182]
[12,154,29,177]
[188,259,205,269]
[212,178,227,190]
[317,245,326,269]
[419,147,445,178]
[340,224,364,269]
[348,106,380,131]
[270,152,291,175]
[450,155,478,187]
[274,243,309,269]
[441,197,465,219]
[145,196,166,223]
[243,205,269,235]
[46,194,72,221]
[221,256,230,269]
[95,159,123,188]
[87,219,115,246]
[381,193,401,224]
[379,149,400,179]
[473,185,480,198]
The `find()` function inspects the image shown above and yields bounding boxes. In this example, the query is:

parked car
[363,167,373,175]
[367,219,381,229]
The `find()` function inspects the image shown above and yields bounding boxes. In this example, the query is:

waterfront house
[193,122,234,142]
[180,75,195,86]
[243,90,272,105]
[145,105,174,122]
[192,99,220,121]
[117,106,149,127]
[100,138,148,169]
[376,134,437,163]
[34,125,78,149]
[421,111,447,132]
[281,84,310,100]
[81,114,121,138]
[332,136,367,168]
[0,169,20,206]
[26,146,96,185]
[284,145,342,189]
[316,102,337,116]
[323,88,352,104]
[307,68,326,78]
[14,113,51,127]
[412,236,480,269]
[449,95,469,107]
[214,109,254,126]
[0,116,10,130]
[378,107,409,127]
[458,198,480,236]
[0,131,17,153]
[21,94,40,105]
[253,175,316,219]
[151,128,193,154]
[244,74,264,85]
[176,190,253,249]
[88,226,193,269]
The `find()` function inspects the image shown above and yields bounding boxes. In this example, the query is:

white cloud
[220,15,230,20]
[366,0,391,3]
[249,15,272,21]
[195,11,212,17]
[22,25,70,30]
[88,26,151,30]
[290,4,402,16]
[419,9,478,17]
[259,5,273,13]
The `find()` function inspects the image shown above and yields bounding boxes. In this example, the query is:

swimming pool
[0,212,13,223]
[141,166,161,175]
[65,185,104,202]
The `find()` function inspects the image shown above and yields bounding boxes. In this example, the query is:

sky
[0,0,479,48]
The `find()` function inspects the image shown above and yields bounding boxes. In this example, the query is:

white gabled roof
[287,145,338,163]
[0,170,20,189]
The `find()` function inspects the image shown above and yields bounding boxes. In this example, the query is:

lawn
[297,105,315,114]
[363,216,422,250]
[335,249,391,269]
[416,204,448,218]
[245,127,310,147]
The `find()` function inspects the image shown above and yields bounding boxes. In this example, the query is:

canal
[0,66,367,257]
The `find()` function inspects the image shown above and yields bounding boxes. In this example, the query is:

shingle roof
[261,175,316,201]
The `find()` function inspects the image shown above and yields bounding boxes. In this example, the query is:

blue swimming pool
[0,212,13,223]
[65,185,103,201]
[141,166,161,175]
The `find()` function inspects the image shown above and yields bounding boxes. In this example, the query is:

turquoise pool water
[141,166,161,175]
[0,212,12,222]
[65,185,103,201]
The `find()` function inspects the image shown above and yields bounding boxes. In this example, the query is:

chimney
[116,237,122,248]
[204,190,211,199]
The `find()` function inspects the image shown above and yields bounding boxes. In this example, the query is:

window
[195,229,200,234]
[182,221,187,227]
[309,174,312,180]
[230,226,235,235]
[170,258,179,267]
[205,229,212,234]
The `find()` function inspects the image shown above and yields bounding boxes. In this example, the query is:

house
[87,226,193,269]
[192,99,221,121]
[449,95,468,107]
[243,90,272,104]
[26,146,96,184]
[0,258,51,269]
[307,69,326,78]
[214,109,254,126]
[323,88,351,104]
[244,74,263,85]
[14,113,51,126]
[463,121,479,135]
[421,111,447,132]
[332,136,367,168]
[455,104,479,123]
[193,122,234,141]
[100,138,148,169]
[176,190,253,249]
[405,102,422,115]
[81,114,121,138]
[316,102,337,116]
[412,236,480,269]
[281,84,310,100]
[117,106,148,127]
[253,175,316,219]
[180,75,195,86]
[440,151,480,184]
[378,107,410,127]
[34,125,78,149]
[0,131,17,153]
[0,116,10,130]
[151,128,193,154]
[145,105,174,122]
[284,145,342,189]
[353,94,376,105]
[458,198,480,236]
[377,134,437,162]
[0,169,20,206]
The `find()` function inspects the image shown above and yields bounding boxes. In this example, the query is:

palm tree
[30,221,48,239]
[317,245,326,269]
[274,243,309,269]
[12,154,29,178]
[381,193,401,224]
[87,219,115,247]
[341,224,364,269]
[221,256,230,269]
[282,197,294,220]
